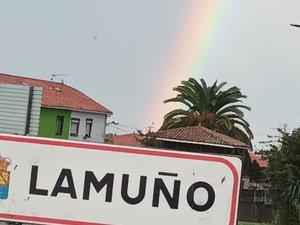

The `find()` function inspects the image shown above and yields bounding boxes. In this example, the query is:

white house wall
[69,111,107,143]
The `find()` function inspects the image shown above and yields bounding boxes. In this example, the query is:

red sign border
[0,134,240,225]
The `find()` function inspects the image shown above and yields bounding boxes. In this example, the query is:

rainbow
[147,0,231,129]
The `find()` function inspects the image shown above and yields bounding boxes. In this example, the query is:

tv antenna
[51,74,68,83]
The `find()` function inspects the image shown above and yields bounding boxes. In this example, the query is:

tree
[248,160,265,183]
[262,129,300,224]
[161,78,253,144]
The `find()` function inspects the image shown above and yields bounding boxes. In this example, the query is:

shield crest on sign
[0,157,11,199]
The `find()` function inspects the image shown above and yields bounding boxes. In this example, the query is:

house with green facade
[0,73,112,143]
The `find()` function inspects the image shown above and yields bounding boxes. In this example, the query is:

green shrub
[262,129,300,225]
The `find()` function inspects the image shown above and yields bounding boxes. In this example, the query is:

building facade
[0,84,42,136]
[69,111,107,143]
[38,108,71,139]
[0,73,112,143]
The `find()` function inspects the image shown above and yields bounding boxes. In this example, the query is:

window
[85,118,93,138]
[70,118,80,137]
[55,115,64,136]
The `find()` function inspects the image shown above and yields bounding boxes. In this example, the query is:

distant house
[107,126,251,152]
[250,153,268,168]
[108,126,252,174]
[106,133,144,147]
[107,131,268,170]
[154,126,250,153]
[0,73,112,143]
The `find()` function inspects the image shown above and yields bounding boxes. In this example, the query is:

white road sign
[0,134,242,225]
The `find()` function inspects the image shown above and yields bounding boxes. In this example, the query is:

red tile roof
[250,153,268,168]
[155,126,251,149]
[107,127,251,150]
[0,73,112,114]
[106,133,144,147]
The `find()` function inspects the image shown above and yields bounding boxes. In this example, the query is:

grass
[239,222,272,225]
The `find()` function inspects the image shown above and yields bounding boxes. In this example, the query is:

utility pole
[282,123,288,133]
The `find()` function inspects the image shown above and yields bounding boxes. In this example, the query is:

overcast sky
[0,1,300,149]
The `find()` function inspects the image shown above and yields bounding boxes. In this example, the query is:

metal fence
[0,84,42,136]
[238,189,272,223]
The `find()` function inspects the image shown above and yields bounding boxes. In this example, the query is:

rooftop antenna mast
[51,74,68,83]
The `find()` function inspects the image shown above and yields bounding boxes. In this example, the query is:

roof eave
[42,105,113,116]
[155,137,250,150]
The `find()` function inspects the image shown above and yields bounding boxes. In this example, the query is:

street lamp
[106,121,119,126]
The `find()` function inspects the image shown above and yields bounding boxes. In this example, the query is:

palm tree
[161,78,253,144]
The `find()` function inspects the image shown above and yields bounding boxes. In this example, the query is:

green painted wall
[38,108,71,139]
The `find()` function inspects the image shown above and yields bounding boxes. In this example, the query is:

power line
[121,122,145,129]
[121,122,145,128]
[107,125,127,132]
[117,124,139,131]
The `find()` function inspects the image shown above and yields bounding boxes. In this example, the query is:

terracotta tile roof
[106,133,144,147]
[155,126,251,149]
[0,73,112,114]
[250,153,268,168]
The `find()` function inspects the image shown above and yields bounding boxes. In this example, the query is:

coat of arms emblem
[0,156,11,199]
